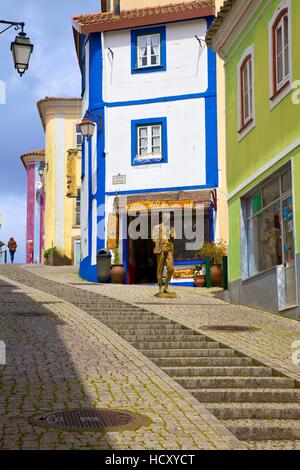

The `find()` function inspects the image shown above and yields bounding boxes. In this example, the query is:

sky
[0,0,99,263]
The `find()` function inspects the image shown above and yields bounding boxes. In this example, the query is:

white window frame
[237,45,255,141]
[137,33,161,69]
[137,124,162,160]
[269,0,292,109]
[76,124,82,150]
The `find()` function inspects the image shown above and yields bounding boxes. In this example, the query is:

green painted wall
[225,0,300,282]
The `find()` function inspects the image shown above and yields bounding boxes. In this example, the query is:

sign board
[112,174,126,185]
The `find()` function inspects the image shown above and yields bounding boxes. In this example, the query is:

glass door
[282,195,297,308]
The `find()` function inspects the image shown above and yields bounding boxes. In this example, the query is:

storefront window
[174,210,210,261]
[244,166,292,278]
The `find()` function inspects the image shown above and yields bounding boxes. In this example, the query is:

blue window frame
[131,26,166,74]
[131,117,168,166]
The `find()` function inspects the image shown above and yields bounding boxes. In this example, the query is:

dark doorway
[127,214,157,284]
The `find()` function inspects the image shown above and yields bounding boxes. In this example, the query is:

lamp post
[0,20,34,76]
[78,116,96,141]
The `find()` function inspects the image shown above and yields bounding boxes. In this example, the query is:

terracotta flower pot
[194,275,206,288]
[111,264,126,284]
[210,264,223,287]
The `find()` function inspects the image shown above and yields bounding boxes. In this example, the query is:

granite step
[150,357,254,367]
[130,340,217,349]
[191,388,300,403]
[223,419,300,441]
[246,440,300,450]
[206,403,300,420]
[146,349,236,359]
[122,334,202,342]
[161,366,272,377]
[174,376,294,390]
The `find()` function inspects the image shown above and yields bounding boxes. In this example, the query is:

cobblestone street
[1,265,300,450]
[0,265,242,450]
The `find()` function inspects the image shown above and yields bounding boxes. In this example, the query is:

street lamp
[0,20,34,76]
[79,117,96,140]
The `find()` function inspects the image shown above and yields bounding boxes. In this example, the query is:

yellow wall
[40,99,82,262]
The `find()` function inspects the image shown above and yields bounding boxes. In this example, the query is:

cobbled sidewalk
[24,265,300,382]
[0,269,243,450]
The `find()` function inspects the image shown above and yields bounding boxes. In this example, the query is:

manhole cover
[201,325,259,332]
[32,409,151,432]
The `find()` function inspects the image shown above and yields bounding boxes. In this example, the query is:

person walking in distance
[7,237,17,264]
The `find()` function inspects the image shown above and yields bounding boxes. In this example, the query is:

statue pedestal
[155,292,177,299]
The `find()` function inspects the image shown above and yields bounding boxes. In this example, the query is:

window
[137,124,162,158]
[243,166,293,278]
[272,9,289,95]
[76,124,82,150]
[238,47,255,139]
[74,188,81,226]
[240,55,253,129]
[269,2,292,105]
[137,34,161,68]
[131,117,168,166]
[131,26,166,74]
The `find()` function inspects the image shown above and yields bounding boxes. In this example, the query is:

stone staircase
[80,310,300,450]
[1,266,300,450]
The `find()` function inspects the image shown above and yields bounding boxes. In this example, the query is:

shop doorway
[281,195,297,308]
[127,214,157,284]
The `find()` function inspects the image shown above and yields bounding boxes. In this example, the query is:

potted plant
[110,248,126,284]
[198,241,227,287]
[44,247,71,266]
[194,264,206,288]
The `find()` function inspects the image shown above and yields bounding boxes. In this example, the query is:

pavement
[26,265,300,382]
[0,265,244,450]
[1,264,300,450]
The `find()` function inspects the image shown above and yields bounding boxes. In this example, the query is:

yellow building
[37,97,82,265]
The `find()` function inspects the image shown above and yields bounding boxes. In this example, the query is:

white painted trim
[268,0,293,110]
[212,0,265,60]
[237,45,256,141]
[82,41,90,117]
[228,138,300,200]
[92,124,98,195]
[224,0,272,65]
[291,157,299,303]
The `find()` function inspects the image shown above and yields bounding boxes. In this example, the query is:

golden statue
[152,213,177,298]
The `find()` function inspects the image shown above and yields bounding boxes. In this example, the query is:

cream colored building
[37,97,82,264]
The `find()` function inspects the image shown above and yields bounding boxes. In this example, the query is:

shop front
[237,163,298,312]
[108,190,216,285]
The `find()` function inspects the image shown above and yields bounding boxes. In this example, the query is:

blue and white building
[73,0,220,283]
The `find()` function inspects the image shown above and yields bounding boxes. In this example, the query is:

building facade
[37,98,82,265]
[207,0,300,317]
[21,150,45,264]
[73,0,223,283]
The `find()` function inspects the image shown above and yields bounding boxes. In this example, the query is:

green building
[207,0,300,317]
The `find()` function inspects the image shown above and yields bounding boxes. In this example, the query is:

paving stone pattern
[0,267,243,450]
